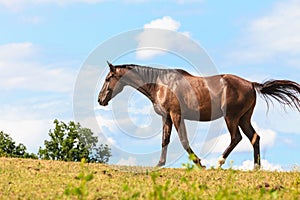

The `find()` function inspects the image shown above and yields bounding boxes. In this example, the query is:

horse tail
[252,80,300,112]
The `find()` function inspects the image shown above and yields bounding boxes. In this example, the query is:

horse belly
[183,107,223,121]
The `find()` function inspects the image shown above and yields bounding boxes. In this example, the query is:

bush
[38,119,111,163]
[0,131,37,159]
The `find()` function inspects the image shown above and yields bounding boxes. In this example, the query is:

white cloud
[0,42,77,153]
[144,16,181,30]
[0,119,52,153]
[106,137,117,146]
[0,42,76,92]
[202,158,283,171]
[0,98,75,153]
[0,42,36,61]
[136,16,192,60]
[234,159,283,172]
[253,98,300,135]
[200,122,276,154]
[230,0,300,65]
[116,156,137,166]
[201,157,219,168]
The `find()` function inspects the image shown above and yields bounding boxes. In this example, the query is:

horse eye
[106,75,112,81]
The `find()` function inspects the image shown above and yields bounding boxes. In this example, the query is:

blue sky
[0,0,299,171]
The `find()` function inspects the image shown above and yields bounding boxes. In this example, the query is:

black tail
[253,80,300,112]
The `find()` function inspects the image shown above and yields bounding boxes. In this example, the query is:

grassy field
[0,157,299,199]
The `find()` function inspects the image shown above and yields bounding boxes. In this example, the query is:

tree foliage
[38,119,111,163]
[0,131,37,159]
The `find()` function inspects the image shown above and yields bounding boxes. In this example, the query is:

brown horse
[98,62,300,169]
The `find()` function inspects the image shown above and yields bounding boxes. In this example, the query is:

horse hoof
[217,156,226,167]
[253,164,261,170]
[156,162,165,167]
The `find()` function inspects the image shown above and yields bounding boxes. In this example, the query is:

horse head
[98,62,125,106]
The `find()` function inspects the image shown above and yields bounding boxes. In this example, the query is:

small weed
[149,172,171,200]
[182,161,195,171]
[179,176,207,200]
[121,184,141,200]
[64,158,93,200]
[182,154,202,172]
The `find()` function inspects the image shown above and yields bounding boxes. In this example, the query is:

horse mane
[114,64,140,69]
[175,69,193,76]
[114,64,193,83]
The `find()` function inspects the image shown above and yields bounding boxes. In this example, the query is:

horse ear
[107,61,115,73]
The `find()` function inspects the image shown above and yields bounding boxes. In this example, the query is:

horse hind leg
[217,116,242,168]
[239,107,261,169]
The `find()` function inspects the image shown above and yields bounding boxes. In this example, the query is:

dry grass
[0,157,299,199]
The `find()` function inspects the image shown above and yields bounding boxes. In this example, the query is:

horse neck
[121,66,158,103]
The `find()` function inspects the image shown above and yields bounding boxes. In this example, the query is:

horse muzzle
[98,98,109,106]
[98,92,111,106]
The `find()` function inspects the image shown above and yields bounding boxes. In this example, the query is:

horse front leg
[170,112,206,168]
[157,116,172,167]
